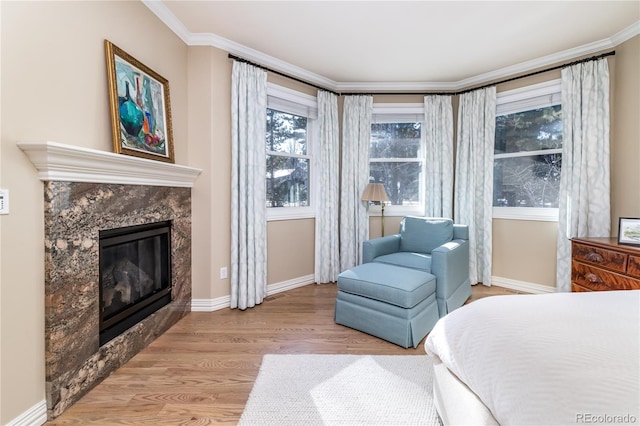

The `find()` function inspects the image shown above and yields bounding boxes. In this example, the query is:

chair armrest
[453,224,469,240]
[362,234,401,263]
[431,239,470,298]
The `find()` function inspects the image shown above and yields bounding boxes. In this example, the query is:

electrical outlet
[220,266,228,279]
[0,189,9,215]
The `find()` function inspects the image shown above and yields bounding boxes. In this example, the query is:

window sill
[367,205,424,217]
[493,207,558,222]
[267,207,315,221]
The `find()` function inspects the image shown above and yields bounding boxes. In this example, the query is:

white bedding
[425,290,640,425]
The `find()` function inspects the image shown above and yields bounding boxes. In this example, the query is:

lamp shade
[361,183,390,202]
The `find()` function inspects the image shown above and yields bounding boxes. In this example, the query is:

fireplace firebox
[99,220,172,346]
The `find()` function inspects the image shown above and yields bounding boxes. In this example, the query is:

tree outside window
[369,122,423,207]
[266,109,310,208]
[494,105,562,208]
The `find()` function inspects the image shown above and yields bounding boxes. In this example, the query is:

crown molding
[335,81,457,93]
[18,141,202,187]
[455,37,616,91]
[144,0,639,93]
[358,21,639,92]
[143,0,338,91]
[194,32,339,91]
[141,0,191,44]
[611,20,640,45]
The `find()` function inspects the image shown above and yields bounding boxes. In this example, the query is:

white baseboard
[267,274,315,296]
[491,276,556,294]
[7,399,47,426]
[10,277,316,424]
[191,274,316,312]
[192,274,553,312]
[191,296,230,312]
[13,275,549,425]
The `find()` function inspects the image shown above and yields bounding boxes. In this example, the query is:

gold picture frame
[105,40,174,163]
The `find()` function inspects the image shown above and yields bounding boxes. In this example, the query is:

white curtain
[424,95,454,218]
[230,61,268,309]
[556,59,611,292]
[454,87,497,286]
[340,95,373,271]
[314,91,340,283]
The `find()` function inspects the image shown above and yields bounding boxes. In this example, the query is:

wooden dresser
[571,237,640,292]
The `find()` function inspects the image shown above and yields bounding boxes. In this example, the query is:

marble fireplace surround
[19,142,202,419]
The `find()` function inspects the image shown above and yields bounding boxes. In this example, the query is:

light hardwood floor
[47,283,518,425]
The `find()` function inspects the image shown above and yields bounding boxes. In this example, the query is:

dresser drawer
[572,262,640,291]
[571,282,592,292]
[628,255,640,279]
[572,242,627,273]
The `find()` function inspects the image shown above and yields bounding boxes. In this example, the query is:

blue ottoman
[334,262,440,348]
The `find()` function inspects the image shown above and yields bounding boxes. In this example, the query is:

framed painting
[618,217,640,245]
[105,40,174,163]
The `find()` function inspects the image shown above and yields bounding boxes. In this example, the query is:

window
[493,80,562,221]
[266,109,309,207]
[369,104,425,216]
[265,84,317,221]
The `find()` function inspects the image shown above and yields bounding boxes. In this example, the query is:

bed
[424,290,640,425]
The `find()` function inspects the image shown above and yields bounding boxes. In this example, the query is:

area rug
[239,354,439,425]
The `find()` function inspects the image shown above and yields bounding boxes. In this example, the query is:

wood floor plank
[46,283,515,424]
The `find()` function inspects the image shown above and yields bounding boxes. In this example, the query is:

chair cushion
[337,263,435,309]
[373,252,432,273]
[399,217,453,254]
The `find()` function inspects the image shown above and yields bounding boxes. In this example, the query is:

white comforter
[425,290,640,425]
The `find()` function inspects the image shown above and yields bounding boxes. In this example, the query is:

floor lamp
[361,183,390,236]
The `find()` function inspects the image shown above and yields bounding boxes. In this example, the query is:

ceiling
[148,1,640,91]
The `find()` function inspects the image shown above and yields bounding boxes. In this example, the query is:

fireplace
[19,141,201,419]
[99,220,172,346]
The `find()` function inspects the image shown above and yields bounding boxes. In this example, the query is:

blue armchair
[363,216,471,317]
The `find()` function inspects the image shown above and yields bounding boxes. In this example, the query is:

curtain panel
[340,95,373,271]
[230,62,268,309]
[556,58,611,292]
[424,95,454,218]
[454,87,497,286]
[314,91,341,283]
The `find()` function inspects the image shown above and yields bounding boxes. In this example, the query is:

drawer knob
[585,252,604,263]
[585,273,603,283]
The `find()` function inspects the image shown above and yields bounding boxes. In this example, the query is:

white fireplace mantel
[18,141,202,187]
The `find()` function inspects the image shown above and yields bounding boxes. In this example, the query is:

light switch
[0,189,9,214]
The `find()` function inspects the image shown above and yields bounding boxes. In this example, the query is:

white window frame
[493,79,562,222]
[369,103,426,217]
[266,83,318,221]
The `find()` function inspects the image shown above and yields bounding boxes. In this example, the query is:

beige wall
[267,219,315,284]
[188,46,234,299]
[611,35,640,234]
[187,48,319,299]
[490,69,563,287]
[264,73,318,285]
[368,76,565,287]
[492,220,558,285]
[0,1,188,422]
[490,43,640,287]
[371,42,640,289]
[1,1,638,422]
